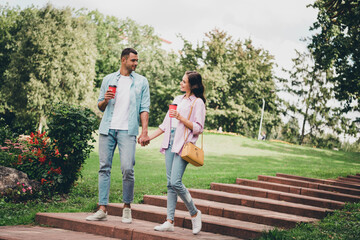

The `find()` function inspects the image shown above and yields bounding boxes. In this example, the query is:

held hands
[138,133,150,147]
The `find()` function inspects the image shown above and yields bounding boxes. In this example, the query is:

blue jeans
[98,129,136,205]
[165,128,198,221]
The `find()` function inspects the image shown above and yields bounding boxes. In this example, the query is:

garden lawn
[1,129,360,238]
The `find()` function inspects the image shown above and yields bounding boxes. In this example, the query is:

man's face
[122,53,138,72]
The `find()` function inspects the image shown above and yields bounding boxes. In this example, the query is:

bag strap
[183,98,203,150]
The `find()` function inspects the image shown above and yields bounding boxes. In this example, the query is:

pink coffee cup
[169,104,177,118]
[108,85,117,98]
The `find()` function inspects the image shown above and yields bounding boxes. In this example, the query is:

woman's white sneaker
[191,210,202,235]
[122,208,132,223]
[154,221,174,232]
[86,209,107,221]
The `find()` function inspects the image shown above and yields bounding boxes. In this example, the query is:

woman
[149,71,206,235]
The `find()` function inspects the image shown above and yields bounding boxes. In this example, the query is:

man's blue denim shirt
[98,71,150,136]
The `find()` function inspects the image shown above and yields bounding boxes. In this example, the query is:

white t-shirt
[110,75,132,130]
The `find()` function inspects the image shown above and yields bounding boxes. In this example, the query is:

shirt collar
[182,94,197,101]
[116,70,134,79]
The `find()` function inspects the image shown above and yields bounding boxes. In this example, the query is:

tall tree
[0,5,21,114]
[1,5,97,130]
[282,50,356,145]
[180,29,280,137]
[308,0,360,112]
[85,10,182,126]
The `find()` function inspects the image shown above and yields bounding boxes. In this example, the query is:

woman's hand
[169,110,182,120]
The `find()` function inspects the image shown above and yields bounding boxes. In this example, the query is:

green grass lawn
[1,129,360,239]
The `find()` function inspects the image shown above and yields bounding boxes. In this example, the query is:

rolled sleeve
[139,78,150,113]
[97,77,107,112]
[192,100,206,135]
[159,111,170,131]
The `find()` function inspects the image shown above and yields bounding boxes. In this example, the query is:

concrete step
[237,177,360,202]
[143,195,318,229]
[188,188,332,219]
[0,225,117,240]
[106,203,272,239]
[261,175,360,196]
[211,183,345,209]
[276,173,360,190]
[36,212,239,240]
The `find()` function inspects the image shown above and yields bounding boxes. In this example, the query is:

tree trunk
[300,80,314,145]
[38,115,47,132]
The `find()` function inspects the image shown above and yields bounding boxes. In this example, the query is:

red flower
[34,138,39,144]
[39,156,46,164]
[41,178,47,184]
[54,167,62,174]
[30,132,34,138]
[55,149,60,156]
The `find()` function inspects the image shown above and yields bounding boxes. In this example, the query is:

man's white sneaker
[154,221,174,232]
[86,209,107,221]
[191,210,202,235]
[122,208,132,223]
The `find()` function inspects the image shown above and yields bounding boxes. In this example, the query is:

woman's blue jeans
[98,129,136,205]
[165,128,198,221]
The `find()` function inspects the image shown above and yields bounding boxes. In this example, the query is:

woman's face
[180,74,191,93]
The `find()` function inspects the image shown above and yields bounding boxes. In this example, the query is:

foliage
[308,0,360,112]
[85,10,182,126]
[179,29,281,137]
[280,117,300,144]
[1,182,36,203]
[0,132,63,194]
[0,117,16,145]
[0,4,97,130]
[342,138,360,153]
[46,103,98,193]
[258,202,360,240]
[281,50,357,145]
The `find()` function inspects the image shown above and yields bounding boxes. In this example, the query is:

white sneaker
[86,209,107,221]
[154,221,174,232]
[122,208,132,223]
[191,210,202,235]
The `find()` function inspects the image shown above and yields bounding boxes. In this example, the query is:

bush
[0,103,98,200]
[1,182,37,203]
[46,103,98,193]
[0,132,63,195]
[0,118,17,145]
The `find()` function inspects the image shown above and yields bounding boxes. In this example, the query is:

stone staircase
[1,173,360,240]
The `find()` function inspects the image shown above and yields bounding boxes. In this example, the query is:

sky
[1,0,319,77]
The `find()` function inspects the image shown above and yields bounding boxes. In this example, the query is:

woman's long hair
[186,71,206,104]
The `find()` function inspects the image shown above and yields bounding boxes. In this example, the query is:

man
[86,48,150,223]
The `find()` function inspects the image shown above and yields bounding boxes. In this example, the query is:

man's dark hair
[121,48,138,60]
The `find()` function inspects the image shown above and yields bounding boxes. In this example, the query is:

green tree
[308,0,360,112]
[180,29,281,137]
[85,10,182,126]
[1,5,97,131]
[0,5,21,114]
[282,50,356,145]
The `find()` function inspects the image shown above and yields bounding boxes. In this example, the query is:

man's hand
[138,132,150,147]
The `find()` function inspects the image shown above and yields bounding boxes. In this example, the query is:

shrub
[46,103,98,193]
[1,182,37,203]
[0,132,62,195]
[0,103,98,199]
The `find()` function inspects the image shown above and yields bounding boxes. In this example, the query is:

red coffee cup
[169,104,177,118]
[108,85,117,98]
